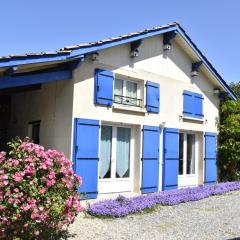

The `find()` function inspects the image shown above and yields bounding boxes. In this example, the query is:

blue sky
[1,0,239,83]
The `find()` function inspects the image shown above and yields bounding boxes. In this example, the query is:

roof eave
[0,23,236,100]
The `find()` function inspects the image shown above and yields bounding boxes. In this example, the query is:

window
[29,121,41,144]
[99,125,131,179]
[116,127,130,178]
[178,132,196,175]
[99,126,112,179]
[114,78,141,107]
[179,133,184,175]
[183,90,204,119]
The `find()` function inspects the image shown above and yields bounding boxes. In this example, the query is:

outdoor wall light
[191,61,202,77]
[130,49,139,58]
[160,121,166,128]
[130,40,143,58]
[191,70,199,77]
[213,88,221,95]
[163,43,172,51]
[163,31,176,52]
[91,52,99,61]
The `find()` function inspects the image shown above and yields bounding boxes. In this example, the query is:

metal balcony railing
[114,94,142,107]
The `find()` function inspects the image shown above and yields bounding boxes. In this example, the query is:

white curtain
[114,79,123,103]
[187,134,195,174]
[126,81,137,105]
[100,126,112,179]
[116,127,130,178]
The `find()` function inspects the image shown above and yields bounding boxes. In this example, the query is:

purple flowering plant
[87,182,240,218]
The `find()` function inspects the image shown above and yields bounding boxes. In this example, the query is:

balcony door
[178,132,199,188]
[98,124,134,193]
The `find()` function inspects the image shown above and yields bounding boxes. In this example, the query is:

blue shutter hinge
[97,85,100,91]
[75,146,78,152]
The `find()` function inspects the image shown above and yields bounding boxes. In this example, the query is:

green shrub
[218,82,240,181]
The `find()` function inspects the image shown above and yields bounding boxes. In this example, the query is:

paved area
[67,190,240,240]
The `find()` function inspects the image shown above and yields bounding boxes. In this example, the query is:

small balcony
[114,94,142,107]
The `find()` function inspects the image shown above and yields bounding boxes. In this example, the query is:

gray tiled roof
[0,22,179,60]
[60,22,179,51]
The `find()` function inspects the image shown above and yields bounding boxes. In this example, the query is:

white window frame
[114,76,143,108]
[98,122,135,193]
[179,132,198,177]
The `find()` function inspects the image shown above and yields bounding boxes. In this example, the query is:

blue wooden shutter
[74,118,100,199]
[204,132,217,184]
[94,69,114,106]
[163,128,179,190]
[193,93,204,119]
[183,90,193,117]
[141,125,160,193]
[146,81,160,113]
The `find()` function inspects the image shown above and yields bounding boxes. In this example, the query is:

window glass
[126,81,137,106]
[31,122,40,144]
[116,127,130,178]
[114,79,123,103]
[179,133,184,175]
[187,134,195,174]
[100,126,112,179]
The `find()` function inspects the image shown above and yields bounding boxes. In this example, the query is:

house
[0,22,237,199]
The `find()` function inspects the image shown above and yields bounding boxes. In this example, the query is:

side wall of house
[8,79,74,158]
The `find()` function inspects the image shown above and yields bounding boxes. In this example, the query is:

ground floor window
[100,125,131,179]
[179,132,196,176]
[29,121,41,144]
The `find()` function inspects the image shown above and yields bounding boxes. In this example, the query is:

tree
[218,81,240,181]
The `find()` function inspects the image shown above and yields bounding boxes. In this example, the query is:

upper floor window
[114,78,141,107]
[94,68,160,113]
[183,90,204,119]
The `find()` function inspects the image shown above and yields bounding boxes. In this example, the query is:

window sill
[178,174,196,178]
[113,104,146,114]
[182,115,204,122]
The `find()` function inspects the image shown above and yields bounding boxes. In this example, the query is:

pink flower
[39,187,46,194]
[66,181,73,189]
[39,206,44,211]
[75,175,82,185]
[46,179,55,187]
[13,172,23,182]
[48,171,55,180]
[3,180,9,186]
[21,204,31,211]
[24,223,29,228]
[0,205,5,211]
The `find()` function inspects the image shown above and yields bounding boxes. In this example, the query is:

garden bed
[87,182,240,218]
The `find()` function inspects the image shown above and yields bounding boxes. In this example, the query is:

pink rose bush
[0,137,82,239]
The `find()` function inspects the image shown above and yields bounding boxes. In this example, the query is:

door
[178,132,198,188]
[98,124,134,193]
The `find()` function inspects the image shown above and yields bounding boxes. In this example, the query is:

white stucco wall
[9,79,73,158]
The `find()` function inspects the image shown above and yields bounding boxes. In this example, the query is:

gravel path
[67,190,240,240]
